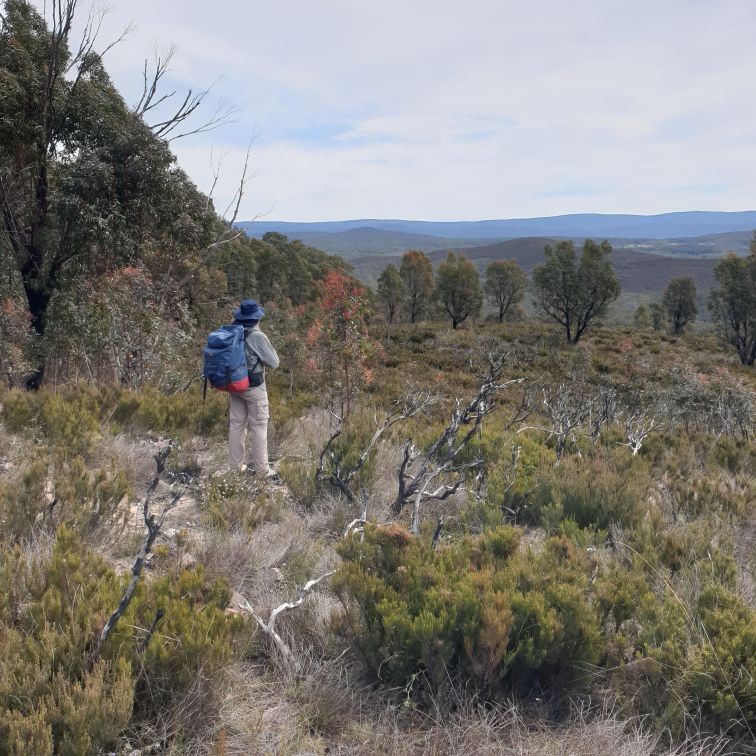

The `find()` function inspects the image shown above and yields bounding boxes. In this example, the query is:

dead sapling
[392,350,521,534]
[621,410,659,455]
[343,492,369,541]
[240,570,335,673]
[587,385,619,444]
[503,380,537,431]
[316,389,436,503]
[496,443,524,523]
[517,382,593,463]
[91,445,181,662]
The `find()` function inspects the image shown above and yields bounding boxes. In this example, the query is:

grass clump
[198,472,282,532]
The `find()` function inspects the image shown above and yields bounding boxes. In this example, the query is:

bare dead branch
[134,45,176,117]
[138,608,165,654]
[394,352,520,534]
[317,389,436,502]
[240,570,336,672]
[92,446,179,662]
[432,517,444,548]
[517,382,592,463]
[133,45,237,142]
[503,381,536,430]
[344,497,369,539]
[621,411,659,455]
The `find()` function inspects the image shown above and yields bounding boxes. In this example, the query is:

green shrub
[471,427,555,522]
[528,450,653,532]
[685,586,756,732]
[593,548,755,741]
[625,580,756,739]
[39,394,100,456]
[279,457,317,507]
[0,452,132,545]
[316,410,380,497]
[111,387,227,437]
[0,527,239,753]
[709,436,755,476]
[0,454,49,539]
[109,564,237,715]
[0,389,39,432]
[334,524,602,692]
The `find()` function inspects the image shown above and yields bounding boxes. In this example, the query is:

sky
[32,0,756,221]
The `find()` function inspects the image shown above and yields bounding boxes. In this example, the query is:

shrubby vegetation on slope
[1,307,754,755]
[0,2,754,754]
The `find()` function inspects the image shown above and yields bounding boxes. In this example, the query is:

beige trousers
[228,385,270,472]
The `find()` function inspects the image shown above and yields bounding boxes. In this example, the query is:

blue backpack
[202,325,250,393]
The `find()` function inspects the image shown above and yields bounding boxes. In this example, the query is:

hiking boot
[264,468,284,485]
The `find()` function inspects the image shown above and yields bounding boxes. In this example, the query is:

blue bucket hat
[233,299,265,323]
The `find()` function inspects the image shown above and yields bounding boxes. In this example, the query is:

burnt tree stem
[92,446,177,662]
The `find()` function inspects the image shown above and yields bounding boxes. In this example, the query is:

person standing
[228,299,281,480]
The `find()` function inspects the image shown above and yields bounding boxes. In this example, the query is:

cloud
[30,0,756,220]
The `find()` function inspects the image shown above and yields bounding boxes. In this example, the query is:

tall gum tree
[0,1,233,385]
[376,263,406,324]
[484,259,527,323]
[399,250,434,324]
[662,276,697,335]
[709,249,756,366]
[435,252,483,329]
[532,239,620,343]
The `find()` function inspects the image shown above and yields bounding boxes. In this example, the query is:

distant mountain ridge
[237,225,750,261]
[239,211,756,241]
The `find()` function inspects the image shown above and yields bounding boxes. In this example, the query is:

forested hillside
[0,0,346,390]
[1,3,754,755]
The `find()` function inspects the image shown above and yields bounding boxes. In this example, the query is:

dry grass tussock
[209,663,737,756]
[273,406,334,462]
[88,432,158,489]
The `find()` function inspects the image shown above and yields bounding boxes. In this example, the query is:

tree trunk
[745,337,756,366]
[23,285,52,389]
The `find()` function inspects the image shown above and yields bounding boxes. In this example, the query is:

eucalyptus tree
[399,250,434,323]
[436,252,483,329]
[709,250,756,365]
[662,276,697,335]
[377,263,406,324]
[484,260,527,323]
[532,239,620,343]
[0,1,243,383]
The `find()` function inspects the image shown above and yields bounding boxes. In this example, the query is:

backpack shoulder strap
[243,328,261,370]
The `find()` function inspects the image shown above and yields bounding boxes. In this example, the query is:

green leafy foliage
[435,252,483,329]
[399,250,435,323]
[709,249,756,365]
[376,263,407,324]
[198,472,282,531]
[484,260,527,323]
[532,239,620,343]
[0,528,238,754]
[527,450,653,532]
[334,525,602,691]
[662,276,698,335]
